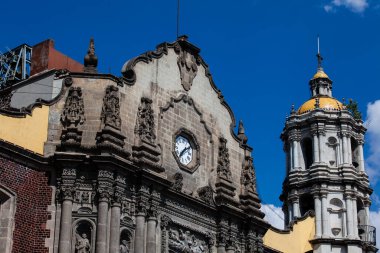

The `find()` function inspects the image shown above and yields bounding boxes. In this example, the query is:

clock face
[175,136,193,165]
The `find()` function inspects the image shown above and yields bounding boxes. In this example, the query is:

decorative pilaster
[320,190,329,237]
[311,125,320,164]
[160,215,172,253]
[312,191,322,237]
[135,185,149,253]
[216,230,227,253]
[215,137,236,206]
[132,97,163,172]
[358,138,365,172]
[58,168,77,253]
[289,130,300,170]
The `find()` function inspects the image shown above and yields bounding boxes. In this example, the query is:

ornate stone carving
[60,87,85,147]
[177,47,198,91]
[84,37,98,73]
[132,97,162,171]
[168,228,209,253]
[172,173,183,191]
[173,35,201,91]
[217,137,231,180]
[241,156,257,192]
[135,97,156,144]
[101,85,121,130]
[237,120,248,144]
[197,186,214,205]
[61,87,85,128]
[160,215,172,228]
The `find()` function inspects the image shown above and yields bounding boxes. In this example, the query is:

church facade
[0,36,377,253]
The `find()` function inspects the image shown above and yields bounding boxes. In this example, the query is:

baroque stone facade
[0,37,271,253]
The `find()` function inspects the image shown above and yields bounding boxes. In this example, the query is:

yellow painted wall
[0,106,49,155]
[263,216,315,253]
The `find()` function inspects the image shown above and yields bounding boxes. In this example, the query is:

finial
[238,120,248,144]
[84,37,98,73]
[290,104,296,115]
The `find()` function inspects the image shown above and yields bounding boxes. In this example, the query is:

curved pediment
[121,36,250,150]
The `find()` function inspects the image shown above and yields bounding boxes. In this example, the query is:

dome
[312,69,329,79]
[298,97,344,114]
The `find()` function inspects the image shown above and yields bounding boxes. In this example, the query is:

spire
[84,37,98,73]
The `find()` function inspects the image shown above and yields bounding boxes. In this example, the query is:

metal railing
[358,225,376,245]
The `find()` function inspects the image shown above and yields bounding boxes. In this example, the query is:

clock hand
[179,145,190,157]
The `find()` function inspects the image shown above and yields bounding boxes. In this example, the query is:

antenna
[316,35,323,69]
[177,0,180,38]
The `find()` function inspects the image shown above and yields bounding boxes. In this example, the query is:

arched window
[300,194,314,216]
[301,138,313,169]
[0,185,16,253]
[351,138,359,168]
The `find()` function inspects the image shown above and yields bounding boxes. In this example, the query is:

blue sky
[2,0,380,231]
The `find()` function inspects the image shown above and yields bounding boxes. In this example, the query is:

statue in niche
[75,233,91,253]
[120,239,129,253]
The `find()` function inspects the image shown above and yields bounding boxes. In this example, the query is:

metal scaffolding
[0,44,32,89]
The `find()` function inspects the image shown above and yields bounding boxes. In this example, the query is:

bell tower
[280,51,377,253]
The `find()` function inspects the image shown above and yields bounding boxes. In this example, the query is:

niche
[351,138,359,169]
[120,229,132,253]
[72,219,96,253]
[300,194,315,216]
[301,138,313,169]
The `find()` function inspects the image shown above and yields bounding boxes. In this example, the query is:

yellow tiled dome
[312,69,329,79]
[298,97,344,114]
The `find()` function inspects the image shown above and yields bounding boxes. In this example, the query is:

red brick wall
[0,157,52,253]
[31,39,84,76]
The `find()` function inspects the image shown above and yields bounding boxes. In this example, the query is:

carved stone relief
[60,87,85,146]
[135,97,156,144]
[197,186,214,205]
[172,173,183,192]
[100,85,121,130]
[0,90,13,109]
[177,48,198,91]
[242,156,257,192]
[217,137,232,180]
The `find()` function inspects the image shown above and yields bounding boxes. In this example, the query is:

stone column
[342,134,349,164]
[313,193,322,237]
[96,194,110,253]
[58,187,75,253]
[313,133,319,163]
[109,202,121,253]
[292,140,299,170]
[58,168,76,253]
[109,175,126,253]
[345,194,354,239]
[146,204,158,253]
[96,169,113,253]
[318,132,325,162]
[347,135,352,164]
[135,200,147,253]
[321,192,329,237]
[290,195,300,219]
[358,141,365,172]
[352,196,359,239]
[289,144,294,171]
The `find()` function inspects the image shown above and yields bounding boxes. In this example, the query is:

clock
[172,128,200,173]
[175,136,193,165]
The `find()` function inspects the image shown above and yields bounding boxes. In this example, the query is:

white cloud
[370,209,380,247]
[365,100,380,186]
[324,0,369,13]
[261,204,285,230]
